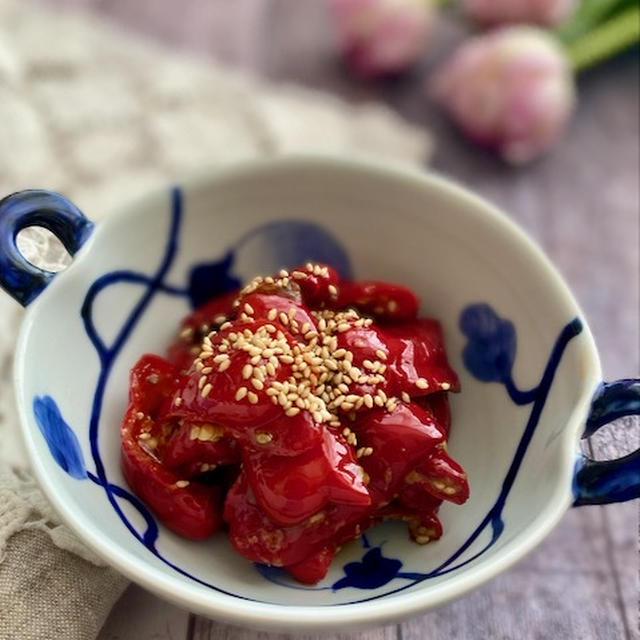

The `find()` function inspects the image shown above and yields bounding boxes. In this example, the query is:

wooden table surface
[43,2,640,639]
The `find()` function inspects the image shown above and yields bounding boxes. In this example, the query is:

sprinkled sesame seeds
[415,378,429,389]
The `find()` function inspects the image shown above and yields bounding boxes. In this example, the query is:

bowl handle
[0,190,94,306]
[573,379,640,506]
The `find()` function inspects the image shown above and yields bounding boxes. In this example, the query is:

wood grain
[40,1,638,638]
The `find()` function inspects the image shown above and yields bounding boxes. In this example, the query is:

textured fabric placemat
[0,0,432,637]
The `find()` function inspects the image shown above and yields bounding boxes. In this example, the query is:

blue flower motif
[188,251,241,308]
[187,220,352,309]
[33,396,87,479]
[332,547,404,591]
[460,304,516,383]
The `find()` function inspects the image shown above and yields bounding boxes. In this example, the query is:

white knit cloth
[0,0,432,598]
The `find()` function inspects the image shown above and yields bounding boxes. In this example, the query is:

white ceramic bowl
[1,157,638,631]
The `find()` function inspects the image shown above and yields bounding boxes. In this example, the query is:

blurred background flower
[430,26,575,164]
[330,0,435,77]
[461,0,578,28]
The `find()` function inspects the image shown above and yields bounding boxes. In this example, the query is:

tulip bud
[431,27,575,164]
[330,0,434,78]
[462,0,578,27]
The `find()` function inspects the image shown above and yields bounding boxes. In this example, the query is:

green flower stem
[556,0,625,44]
[566,6,640,72]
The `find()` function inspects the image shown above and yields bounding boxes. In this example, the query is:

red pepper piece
[335,280,419,322]
[381,318,460,397]
[167,290,239,371]
[169,319,323,456]
[404,445,470,505]
[351,402,445,505]
[285,545,336,584]
[128,354,186,420]
[121,357,222,539]
[242,429,370,526]
[414,392,452,435]
[162,421,240,476]
[224,473,370,567]
[396,482,443,513]
[286,263,342,307]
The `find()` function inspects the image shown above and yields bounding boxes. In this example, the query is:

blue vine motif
[32,187,583,604]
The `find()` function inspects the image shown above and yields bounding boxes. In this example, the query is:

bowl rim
[14,154,602,629]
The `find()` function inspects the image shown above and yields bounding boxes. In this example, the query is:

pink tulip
[330,0,434,78]
[462,0,578,27]
[431,27,575,164]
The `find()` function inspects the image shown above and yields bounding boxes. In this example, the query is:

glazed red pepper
[334,280,419,322]
[122,263,469,581]
[121,355,222,539]
[242,429,369,526]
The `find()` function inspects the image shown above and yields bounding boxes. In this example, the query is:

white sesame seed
[328,284,338,297]
[198,375,207,389]
[251,378,264,391]
[235,387,248,401]
[441,382,451,390]
[218,359,231,372]
[242,364,253,379]
[175,480,190,488]
[415,378,429,389]
[244,303,254,315]
[201,383,212,398]
[248,391,259,404]
[285,407,301,417]
[255,431,273,444]
[401,391,411,403]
